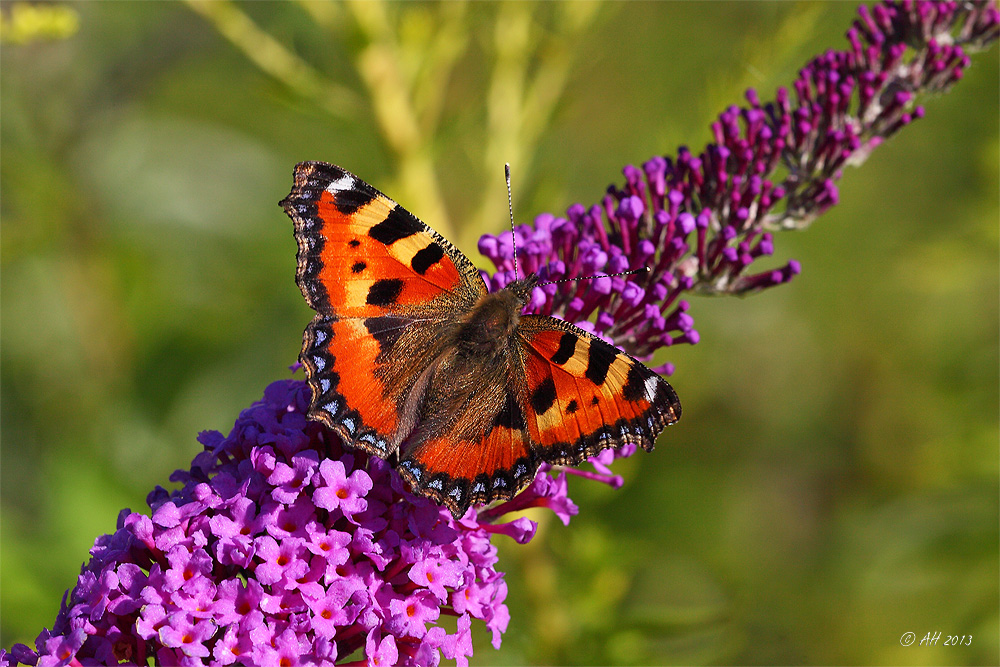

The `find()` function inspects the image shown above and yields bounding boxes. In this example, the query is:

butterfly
[280,161,681,517]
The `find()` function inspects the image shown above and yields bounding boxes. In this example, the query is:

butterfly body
[281,162,680,516]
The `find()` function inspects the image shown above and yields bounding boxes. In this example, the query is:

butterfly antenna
[505,163,518,280]
[504,163,646,288]
[537,266,650,287]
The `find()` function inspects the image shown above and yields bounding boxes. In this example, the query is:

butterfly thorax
[454,284,530,354]
[504,276,539,301]
[453,276,537,350]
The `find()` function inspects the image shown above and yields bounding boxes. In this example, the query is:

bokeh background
[2,2,997,665]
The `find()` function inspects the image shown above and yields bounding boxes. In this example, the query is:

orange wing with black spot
[280,162,486,458]
[519,315,681,465]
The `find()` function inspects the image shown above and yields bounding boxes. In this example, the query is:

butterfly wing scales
[282,161,485,318]
[300,315,451,457]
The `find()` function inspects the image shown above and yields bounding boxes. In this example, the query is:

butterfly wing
[280,161,487,458]
[282,161,486,318]
[397,372,538,517]
[518,315,681,464]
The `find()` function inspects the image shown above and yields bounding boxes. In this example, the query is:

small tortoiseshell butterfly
[280,162,681,517]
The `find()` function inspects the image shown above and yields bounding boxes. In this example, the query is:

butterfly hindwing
[395,313,680,517]
[281,162,487,457]
[398,383,537,517]
[299,313,453,459]
[519,315,681,465]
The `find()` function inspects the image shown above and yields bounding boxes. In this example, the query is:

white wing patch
[644,375,659,401]
[325,173,355,192]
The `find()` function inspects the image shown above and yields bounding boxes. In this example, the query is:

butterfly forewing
[519,315,681,465]
[282,161,486,318]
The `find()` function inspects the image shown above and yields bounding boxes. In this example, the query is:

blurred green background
[1,2,997,665]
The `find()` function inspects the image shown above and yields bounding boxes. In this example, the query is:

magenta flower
[268,451,320,504]
[365,630,398,667]
[440,613,474,667]
[305,583,357,638]
[254,536,309,586]
[386,591,440,639]
[212,625,252,665]
[2,2,996,666]
[313,459,373,519]
[407,559,463,602]
[158,615,216,658]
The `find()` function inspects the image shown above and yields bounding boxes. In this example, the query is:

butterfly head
[504,274,539,307]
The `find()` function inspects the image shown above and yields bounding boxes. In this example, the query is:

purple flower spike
[477,0,997,365]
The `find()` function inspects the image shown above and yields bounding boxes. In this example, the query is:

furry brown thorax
[454,276,538,354]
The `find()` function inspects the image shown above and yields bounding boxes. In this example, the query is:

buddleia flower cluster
[4,1,996,665]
